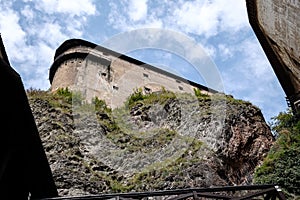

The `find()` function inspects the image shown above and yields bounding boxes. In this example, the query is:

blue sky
[0,0,288,123]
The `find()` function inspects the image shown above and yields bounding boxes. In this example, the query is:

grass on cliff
[26,87,77,110]
[126,87,176,109]
[254,109,300,198]
[33,88,204,192]
[27,87,264,194]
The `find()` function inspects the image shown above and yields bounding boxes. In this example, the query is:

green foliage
[54,87,83,105]
[193,88,208,98]
[254,109,300,196]
[126,87,176,109]
[127,88,145,108]
[26,87,49,97]
[92,96,111,113]
[27,87,86,112]
[269,109,299,138]
[56,87,73,103]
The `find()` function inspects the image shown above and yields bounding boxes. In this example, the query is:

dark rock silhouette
[0,35,58,199]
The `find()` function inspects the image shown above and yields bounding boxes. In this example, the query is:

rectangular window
[143,73,149,78]
[113,85,119,90]
[144,87,151,94]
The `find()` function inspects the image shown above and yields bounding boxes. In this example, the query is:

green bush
[92,96,111,113]
[127,88,145,108]
[26,87,48,97]
[55,88,73,103]
[126,87,176,109]
[54,87,83,105]
[254,109,300,196]
[193,88,208,98]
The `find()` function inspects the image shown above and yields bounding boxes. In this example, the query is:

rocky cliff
[27,88,274,197]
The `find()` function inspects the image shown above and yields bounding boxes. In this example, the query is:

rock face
[28,90,274,197]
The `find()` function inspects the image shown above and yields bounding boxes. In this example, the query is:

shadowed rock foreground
[28,89,274,197]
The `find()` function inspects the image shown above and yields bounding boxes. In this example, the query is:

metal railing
[39,184,286,200]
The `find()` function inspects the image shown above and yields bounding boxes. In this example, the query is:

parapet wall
[49,39,216,108]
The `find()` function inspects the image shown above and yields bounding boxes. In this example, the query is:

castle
[49,39,217,108]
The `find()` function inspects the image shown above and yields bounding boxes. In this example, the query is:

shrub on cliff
[254,109,300,197]
[126,87,175,109]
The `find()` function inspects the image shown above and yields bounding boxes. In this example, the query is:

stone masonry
[49,39,216,108]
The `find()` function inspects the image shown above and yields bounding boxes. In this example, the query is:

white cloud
[218,44,233,60]
[35,0,96,16]
[216,0,249,32]
[240,39,273,79]
[0,4,27,62]
[108,0,249,39]
[128,0,148,21]
[222,38,275,92]
[171,0,249,37]
[0,0,97,90]
[21,5,34,20]
[108,1,162,31]
[172,1,220,37]
[38,22,68,46]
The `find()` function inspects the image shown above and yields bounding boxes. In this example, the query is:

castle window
[113,85,119,90]
[144,87,151,94]
[178,86,183,90]
[143,73,149,78]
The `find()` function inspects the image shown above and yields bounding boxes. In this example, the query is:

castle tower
[49,39,215,108]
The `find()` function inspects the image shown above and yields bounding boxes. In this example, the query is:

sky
[0,0,288,123]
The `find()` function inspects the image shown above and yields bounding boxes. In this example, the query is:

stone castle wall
[50,39,214,108]
[246,0,300,112]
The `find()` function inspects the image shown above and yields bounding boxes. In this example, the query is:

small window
[101,72,107,77]
[144,87,151,94]
[113,85,119,90]
[143,73,149,78]
[178,86,183,90]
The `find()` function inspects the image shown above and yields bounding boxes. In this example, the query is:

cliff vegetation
[27,87,274,197]
[254,109,300,199]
